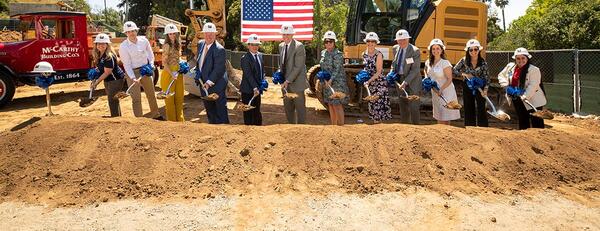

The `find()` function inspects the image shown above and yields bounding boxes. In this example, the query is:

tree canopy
[489,0,600,50]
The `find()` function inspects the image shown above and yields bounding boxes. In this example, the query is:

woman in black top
[92,33,125,117]
[453,39,490,127]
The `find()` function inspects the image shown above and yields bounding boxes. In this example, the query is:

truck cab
[0,11,90,107]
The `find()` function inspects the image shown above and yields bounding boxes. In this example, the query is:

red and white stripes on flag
[241,0,314,41]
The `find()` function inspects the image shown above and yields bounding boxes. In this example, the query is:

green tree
[487,10,504,44]
[304,0,349,66]
[118,0,152,29]
[494,0,508,31]
[489,0,600,50]
[71,0,92,14]
[0,0,9,18]
[91,8,124,33]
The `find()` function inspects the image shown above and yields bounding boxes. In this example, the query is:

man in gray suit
[390,29,421,125]
[278,23,308,124]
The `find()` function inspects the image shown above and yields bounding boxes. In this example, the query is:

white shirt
[119,36,154,80]
[197,42,214,86]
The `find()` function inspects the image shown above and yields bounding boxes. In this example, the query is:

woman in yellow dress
[160,23,185,121]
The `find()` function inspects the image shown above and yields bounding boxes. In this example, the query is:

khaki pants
[126,69,159,118]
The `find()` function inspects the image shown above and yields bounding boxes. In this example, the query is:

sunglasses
[515,57,528,61]
[469,48,479,52]
[324,40,335,44]
[366,40,377,43]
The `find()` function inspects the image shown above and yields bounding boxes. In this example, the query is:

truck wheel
[0,71,16,108]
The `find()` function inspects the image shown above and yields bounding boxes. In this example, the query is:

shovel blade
[79,97,98,107]
[488,111,511,121]
[531,110,554,120]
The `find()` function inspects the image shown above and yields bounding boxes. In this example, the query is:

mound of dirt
[1,116,599,207]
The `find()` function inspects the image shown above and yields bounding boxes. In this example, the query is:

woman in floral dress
[362,32,392,123]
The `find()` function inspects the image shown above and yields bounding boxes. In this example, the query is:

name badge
[405,58,414,64]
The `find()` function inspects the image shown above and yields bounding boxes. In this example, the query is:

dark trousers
[203,89,229,124]
[462,81,488,127]
[398,81,420,125]
[511,98,544,130]
[104,79,124,117]
[242,93,262,125]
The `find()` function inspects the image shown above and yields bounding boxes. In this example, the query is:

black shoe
[153,116,165,121]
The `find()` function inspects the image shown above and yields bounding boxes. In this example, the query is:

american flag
[241,0,314,41]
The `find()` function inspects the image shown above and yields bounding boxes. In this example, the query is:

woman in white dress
[425,39,460,125]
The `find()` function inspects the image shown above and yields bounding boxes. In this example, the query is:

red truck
[0,11,92,107]
[0,11,166,108]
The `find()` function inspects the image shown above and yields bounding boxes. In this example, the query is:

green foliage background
[489,0,600,50]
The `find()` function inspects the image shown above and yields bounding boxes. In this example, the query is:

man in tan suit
[278,24,308,124]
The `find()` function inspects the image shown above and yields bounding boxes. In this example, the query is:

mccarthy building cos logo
[41,46,81,59]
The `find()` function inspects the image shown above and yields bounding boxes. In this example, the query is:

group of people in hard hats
[322,30,547,129]
[36,20,547,130]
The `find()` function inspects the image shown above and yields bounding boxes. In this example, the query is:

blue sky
[490,0,533,29]
[86,0,533,28]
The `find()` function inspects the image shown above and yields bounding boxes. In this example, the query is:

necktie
[397,48,404,74]
[282,44,288,77]
[254,54,262,79]
[199,44,209,70]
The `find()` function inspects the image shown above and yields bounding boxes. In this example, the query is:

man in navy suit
[195,22,229,124]
[240,34,264,125]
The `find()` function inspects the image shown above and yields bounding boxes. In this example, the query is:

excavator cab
[345,0,432,63]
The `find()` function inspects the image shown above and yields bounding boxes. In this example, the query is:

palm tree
[494,0,509,31]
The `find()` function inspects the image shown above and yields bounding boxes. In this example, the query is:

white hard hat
[363,32,380,44]
[246,34,261,44]
[93,33,111,44]
[395,29,411,40]
[32,61,55,73]
[280,23,295,35]
[164,23,179,35]
[512,47,532,59]
[202,23,218,33]
[122,21,139,33]
[322,31,337,42]
[428,38,445,50]
[464,39,483,51]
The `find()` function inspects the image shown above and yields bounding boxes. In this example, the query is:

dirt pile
[1,116,599,207]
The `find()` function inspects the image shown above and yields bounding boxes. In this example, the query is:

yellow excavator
[179,0,487,107]
[309,0,488,110]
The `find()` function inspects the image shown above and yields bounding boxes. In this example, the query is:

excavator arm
[185,0,227,56]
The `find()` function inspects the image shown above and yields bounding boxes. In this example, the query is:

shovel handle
[328,84,336,94]
[478,88,497,113]
[522,98,539,112]
[164,79,176,95]
[364,83,372,96]
[45,88,53,115]
[248,95,256,106]
[125,80,138,94]
[401,86,409,97]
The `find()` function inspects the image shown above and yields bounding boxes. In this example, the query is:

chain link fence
[226,49,600,115]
